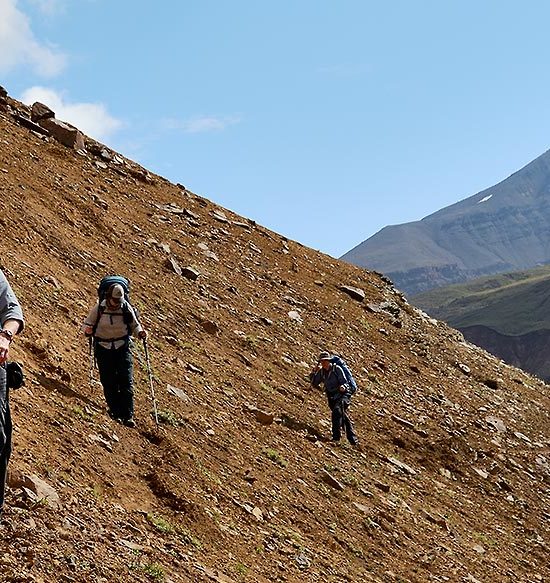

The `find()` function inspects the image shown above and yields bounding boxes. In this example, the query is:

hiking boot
[122,418,136,428]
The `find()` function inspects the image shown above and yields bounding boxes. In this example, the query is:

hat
[109,284,124,300]
[318,351,331,361]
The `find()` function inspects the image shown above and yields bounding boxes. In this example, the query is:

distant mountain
[342,149,550,295]
[413,265,550,380]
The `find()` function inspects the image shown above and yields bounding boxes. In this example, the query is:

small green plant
[244,335,259,351]
[234,562,249,578]
[475,532,497,547]
[341,473,360,487]
[32,497,49,509]
[196,462,222,485]
[263,447,288,468]
[258,380,274,393]
[141,562,165,581]
[177,526,203,548]
[284,528,304,547]
[91,483,103,500]
[72,406,93,422]
[147,513,174,533]
[157,408,182,426]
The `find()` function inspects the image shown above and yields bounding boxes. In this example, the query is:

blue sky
[3,0,550,257]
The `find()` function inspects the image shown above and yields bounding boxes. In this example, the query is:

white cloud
[0,0,66,76]
[162,114,242,134]
[19,86,123,141]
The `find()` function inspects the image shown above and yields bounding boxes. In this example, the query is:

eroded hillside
[0,87,549,583]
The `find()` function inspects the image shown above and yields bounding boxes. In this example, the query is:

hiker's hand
[138,330,147,340]
[0,336,10,364]
[339,386,346,393]
[84,325,93,336]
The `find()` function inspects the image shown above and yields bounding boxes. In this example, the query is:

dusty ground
[0,88,549,583]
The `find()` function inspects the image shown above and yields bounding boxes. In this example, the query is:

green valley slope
[414,265,550,379]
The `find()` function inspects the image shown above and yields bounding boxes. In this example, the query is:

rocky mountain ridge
[342,149,550,295]
[0,85,549,582]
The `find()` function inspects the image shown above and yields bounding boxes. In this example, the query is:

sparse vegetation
[72,405,93,421]
[176,526,203,549]
[233,562,249,578]
[147,513,174,533]
[156,408,182,426]
[263,447,288,467]
[130,561,165,582]
[142,563,165,581]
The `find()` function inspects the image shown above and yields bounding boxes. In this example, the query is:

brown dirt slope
[0,89,549,583]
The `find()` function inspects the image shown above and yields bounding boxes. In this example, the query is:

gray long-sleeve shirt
[0,270,24,332]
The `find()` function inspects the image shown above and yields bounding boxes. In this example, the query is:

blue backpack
[97,275,131,302]
[331,355,358,395]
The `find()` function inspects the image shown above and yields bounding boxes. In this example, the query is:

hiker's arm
[310,367,322,388]
[1,319,22,336]
[128,306,147,339]
[0,272,24,363]
[82,305,99,336]
[0,271,24,334]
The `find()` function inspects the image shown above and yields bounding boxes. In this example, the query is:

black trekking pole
[142,338,159,427]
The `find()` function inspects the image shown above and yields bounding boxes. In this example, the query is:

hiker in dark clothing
[0,270,24,517]
[83,283,146,427]
[310,351,358,445]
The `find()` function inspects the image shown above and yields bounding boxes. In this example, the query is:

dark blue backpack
[93,275,135,335]
[331,355,358,395]
[97,275,130,302]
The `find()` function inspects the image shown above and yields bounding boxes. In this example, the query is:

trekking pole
[142,338,159,427]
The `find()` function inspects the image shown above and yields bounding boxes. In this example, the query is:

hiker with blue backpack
[83,276,146,428]
[310,351,358,445]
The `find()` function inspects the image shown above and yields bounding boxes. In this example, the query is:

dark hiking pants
[0,365,12,512]
[95,343,134,420]
[329,397,358,444]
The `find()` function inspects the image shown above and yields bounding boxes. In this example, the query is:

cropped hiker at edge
[0,269,24,518]
[82,279,146,428]
[310,351,358,445]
